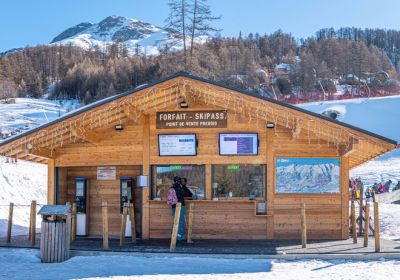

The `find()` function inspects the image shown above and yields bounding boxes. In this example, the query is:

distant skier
[383,180,392,192]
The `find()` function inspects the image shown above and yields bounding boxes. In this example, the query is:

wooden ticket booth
[0,71,397,241]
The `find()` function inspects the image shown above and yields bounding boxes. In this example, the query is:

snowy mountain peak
[50,15,172,55]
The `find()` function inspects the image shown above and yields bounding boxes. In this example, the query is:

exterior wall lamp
[179,101,189,108]
[266,123,275,128]
[115,124,124,131]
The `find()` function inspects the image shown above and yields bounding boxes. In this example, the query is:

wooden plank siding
[149,201,268,239]
[56,166,141,237]
[51,102,352,240]
[55,123,144,167]
[270,126,346,239]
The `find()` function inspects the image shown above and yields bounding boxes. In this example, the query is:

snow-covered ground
[0,248,399,280]
[0,160,47,237]
[0,98,79,141]
[379,203,400,241]
[298,95,400,186]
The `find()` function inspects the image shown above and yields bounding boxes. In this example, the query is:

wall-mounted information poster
[276,158,340,194]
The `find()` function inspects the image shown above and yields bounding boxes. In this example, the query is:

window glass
[152,165,205,200]
[212,165,265,199]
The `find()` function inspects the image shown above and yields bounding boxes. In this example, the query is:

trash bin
[38,205,71,263]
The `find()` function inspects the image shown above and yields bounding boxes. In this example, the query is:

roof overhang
[0,71,397,167]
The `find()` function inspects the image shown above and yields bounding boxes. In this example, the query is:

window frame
[151,164,206,200]
[211,164,266,200]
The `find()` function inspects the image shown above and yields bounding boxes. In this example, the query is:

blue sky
[1,0,400,52]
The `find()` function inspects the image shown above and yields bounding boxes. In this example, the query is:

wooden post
[71,203,77,241]
[6,202,14,243]
[102,202,109,250]
[65,202,71,241]
[170,203,181,252]
[31,200,37,246]
[187,202,194,243]
[120,203,128,246]
[47,159,55,204]
[128,202,136,242]
[351,200,357,243]
[141,114,150,239]
[29,201,33,240]
[363,203,370,247]
[300,203,307,248]
[29,205,31,241]
[374,202,381,252]
[359,185,364,236]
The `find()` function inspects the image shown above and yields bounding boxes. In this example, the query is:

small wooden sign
[156,110,227,129]
[97,166,116,180]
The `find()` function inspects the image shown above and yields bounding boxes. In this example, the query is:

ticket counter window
[212,165,265,199]
[152,165,206,200]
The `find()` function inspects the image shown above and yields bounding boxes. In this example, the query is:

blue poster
[276,158,340,194]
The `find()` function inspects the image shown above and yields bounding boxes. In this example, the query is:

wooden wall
[53,103,350,240]
[55,123,144,167]
[57,165,141,237]
[149,201,267,239]
[269,126,348,240]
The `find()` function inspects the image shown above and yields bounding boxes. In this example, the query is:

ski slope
[0,98,77,237]
[0,160,46,237]
[0,98,79,141]
[297,95,400,186]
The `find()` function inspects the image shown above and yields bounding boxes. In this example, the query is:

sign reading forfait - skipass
[156,110,227,129]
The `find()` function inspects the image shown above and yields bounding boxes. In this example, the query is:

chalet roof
[0,71,397,147]
[0,71,397,168]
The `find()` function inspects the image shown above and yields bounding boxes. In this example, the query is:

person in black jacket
[171,176,193,241]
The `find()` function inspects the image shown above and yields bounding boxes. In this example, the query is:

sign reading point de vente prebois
[156,110,227,129]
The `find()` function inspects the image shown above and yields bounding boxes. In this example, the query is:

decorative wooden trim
[72,129,102,144]
[25,148,55,159]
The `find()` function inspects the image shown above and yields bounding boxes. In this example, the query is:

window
[212,165,265,199]
[152,165,205,200]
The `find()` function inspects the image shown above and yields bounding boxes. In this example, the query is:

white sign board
[158,134,197,156]
[97,166,116,180]
[219,133,258,155]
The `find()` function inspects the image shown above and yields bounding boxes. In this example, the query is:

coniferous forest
[1,27,400,104]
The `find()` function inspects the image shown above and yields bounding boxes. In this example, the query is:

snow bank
[0,248,399,280]
[297,95,400,144]
[379,203,400,241]
[0,160,47,237]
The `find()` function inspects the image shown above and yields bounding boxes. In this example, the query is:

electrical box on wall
[136,175,148,187]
